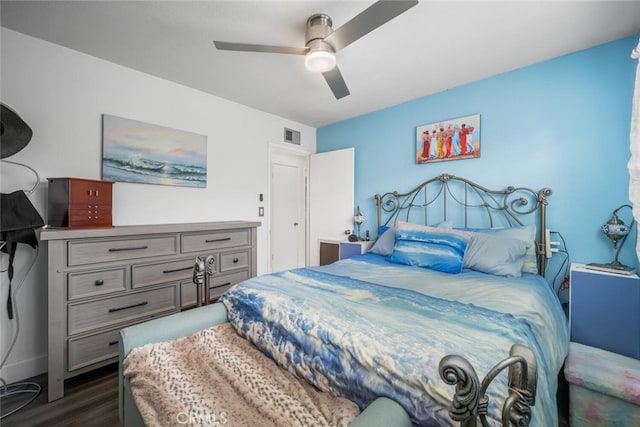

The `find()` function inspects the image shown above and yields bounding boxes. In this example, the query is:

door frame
[268,143,311,273]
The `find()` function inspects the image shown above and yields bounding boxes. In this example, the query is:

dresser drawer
[68,267,127,300]
[180,280,199,308]
[132,257,194,289]
[68,328,121,371]
[181,229,249,253]
[68,285,178,335]
[210,270,248,297]
[68,208,112,229]
[220,250,249,272]
[180,270,248,306]
[67,235,178,266]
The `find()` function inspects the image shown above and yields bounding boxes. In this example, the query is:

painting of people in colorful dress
[416,114,480,163]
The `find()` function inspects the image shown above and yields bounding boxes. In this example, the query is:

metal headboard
[374,173,552,276]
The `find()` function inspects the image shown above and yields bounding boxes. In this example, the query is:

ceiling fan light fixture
[305,49,336,72]
[212,2,419,98]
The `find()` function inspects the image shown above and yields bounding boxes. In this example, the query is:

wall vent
[284,127,301,145]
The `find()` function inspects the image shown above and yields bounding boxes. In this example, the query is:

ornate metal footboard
[374,173,552,275]
[439,345,538,427]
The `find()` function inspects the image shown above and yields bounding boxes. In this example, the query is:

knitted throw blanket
[123,323,360,427]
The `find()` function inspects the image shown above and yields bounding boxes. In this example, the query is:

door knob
[293,222,299,226]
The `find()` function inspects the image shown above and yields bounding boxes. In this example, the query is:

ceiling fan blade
[214,41,307,55]
[322,66,350,100]
[324,1,418,52]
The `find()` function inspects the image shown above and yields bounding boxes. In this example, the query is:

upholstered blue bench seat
[564,342,640,426]
[118,303,412,427]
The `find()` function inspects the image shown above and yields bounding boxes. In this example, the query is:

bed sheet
[220,254,569,426]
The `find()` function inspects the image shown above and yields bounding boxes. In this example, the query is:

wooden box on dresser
[40,221,260,402]
[47,177,114,228]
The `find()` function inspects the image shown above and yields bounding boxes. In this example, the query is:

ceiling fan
[213,1,418,100]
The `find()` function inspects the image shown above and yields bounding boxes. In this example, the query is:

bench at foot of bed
[118,303,412,427]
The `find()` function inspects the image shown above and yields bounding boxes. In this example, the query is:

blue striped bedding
[219,254,569,426]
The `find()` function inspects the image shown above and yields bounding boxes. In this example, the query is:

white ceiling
[1,1,639,128]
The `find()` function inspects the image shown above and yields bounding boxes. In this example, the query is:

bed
[118,173,569,426]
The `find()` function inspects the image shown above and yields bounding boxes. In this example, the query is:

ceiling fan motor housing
[305,13,335,53]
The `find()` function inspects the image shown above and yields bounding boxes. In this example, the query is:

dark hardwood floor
[2,363,569,426]
[558,370,570,427]
[1,364,120,427]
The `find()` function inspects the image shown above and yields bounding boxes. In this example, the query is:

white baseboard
[0,354,47,384]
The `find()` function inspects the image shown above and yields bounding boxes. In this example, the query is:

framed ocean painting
[416,114,480,164]
[102,114,207,188]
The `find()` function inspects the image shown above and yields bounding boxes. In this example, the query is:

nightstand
[570,263,640,359]
[318,239,374,266]
[339,240,374,259]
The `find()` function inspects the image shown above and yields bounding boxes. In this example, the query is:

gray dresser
[41,221,260,402]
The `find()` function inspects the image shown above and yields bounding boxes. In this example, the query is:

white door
[309,148,355,266]
[270,148,307,272]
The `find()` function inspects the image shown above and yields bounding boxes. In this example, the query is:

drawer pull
[162,266,193,274]
[94,279,105,286]
[233,258,239,263]
[108,340,119,346]
[108,301,148,313]
[108,245,149,252]
[205,237,231,243]
[216,282,232,288]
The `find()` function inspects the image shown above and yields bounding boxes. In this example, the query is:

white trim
[628,37,640,262]
[267,143,311,272]
[0,354,47,384]
[268,141,313,156]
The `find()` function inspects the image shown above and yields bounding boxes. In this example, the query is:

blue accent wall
[318,36,638,270]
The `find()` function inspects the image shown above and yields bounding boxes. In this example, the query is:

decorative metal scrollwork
[439,345,537,427]
[374,174,552,275]
[439,356,482,422]
[193,256,205,307]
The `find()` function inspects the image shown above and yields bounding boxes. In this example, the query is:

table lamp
[353,206,364,241]
[599,204,635,272]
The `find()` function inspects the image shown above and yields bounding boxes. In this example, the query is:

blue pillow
[388,228,469,274]
[370,221,459,257]
[463,233,531,277]
[369,227,396,256]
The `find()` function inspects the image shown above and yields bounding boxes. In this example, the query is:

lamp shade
[305,50,336,73]
[601,222,630,241]
[353,206,364,225]
[601,207,632,249]
[599,204,635,269]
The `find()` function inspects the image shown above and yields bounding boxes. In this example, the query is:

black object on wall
[0,102,43,417]
[1,103,33,159]
[0,103,43,319]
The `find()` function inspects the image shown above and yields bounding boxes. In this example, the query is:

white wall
[0,28,316,383]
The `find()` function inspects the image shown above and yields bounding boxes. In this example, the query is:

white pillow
[476,225,538,274]
[463,232,531,277]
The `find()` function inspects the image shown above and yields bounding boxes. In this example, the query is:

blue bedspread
[220,255,568,426]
